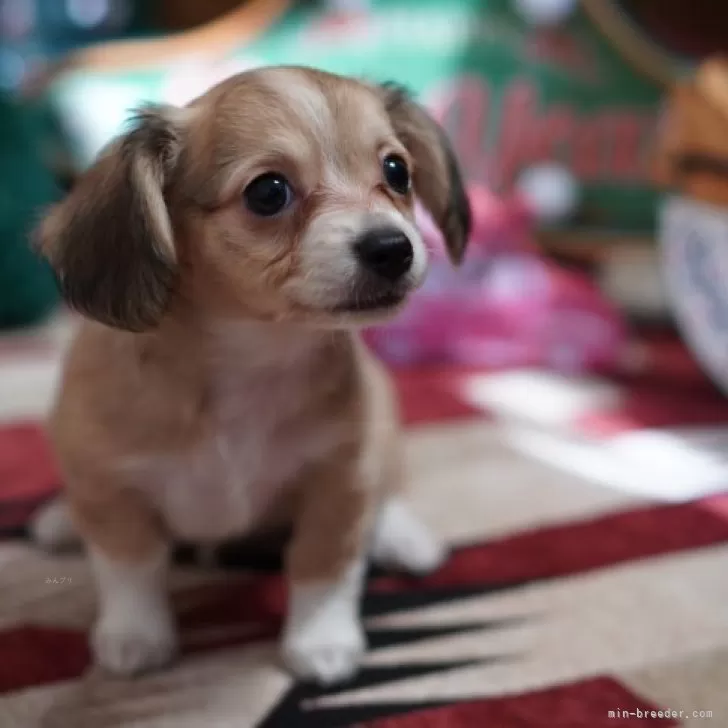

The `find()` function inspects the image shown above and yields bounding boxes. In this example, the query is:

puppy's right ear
[378,83,471,265]
[36,105,186,332]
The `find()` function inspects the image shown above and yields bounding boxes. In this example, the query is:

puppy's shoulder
[51,321,205,461]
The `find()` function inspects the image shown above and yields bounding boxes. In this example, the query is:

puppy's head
[37,67,471,330]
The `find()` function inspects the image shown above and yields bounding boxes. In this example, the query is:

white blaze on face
[284,209,368,310]
[287,208,428,311]
[258,68,355,195]
[259,68,336,142]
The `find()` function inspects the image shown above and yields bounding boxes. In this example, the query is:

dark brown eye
[244,173,292,216]
[383,154,410,195]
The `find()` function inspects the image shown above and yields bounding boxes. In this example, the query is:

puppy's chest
[134,376,336,541]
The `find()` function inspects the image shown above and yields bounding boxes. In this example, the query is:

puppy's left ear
[379,83,471,264]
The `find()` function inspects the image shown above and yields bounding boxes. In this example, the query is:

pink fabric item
[365,184,627,372]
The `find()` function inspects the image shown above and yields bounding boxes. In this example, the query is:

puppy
[34,66,471,685]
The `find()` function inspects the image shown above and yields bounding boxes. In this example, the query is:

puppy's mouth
[332,288,407,314]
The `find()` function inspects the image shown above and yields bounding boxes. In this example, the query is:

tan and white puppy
[33,66,471,685]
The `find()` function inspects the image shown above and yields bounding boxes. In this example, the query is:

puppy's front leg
[71,483,178,676]
[282,458,377,685]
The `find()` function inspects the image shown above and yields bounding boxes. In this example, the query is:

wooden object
[154,0,246,31]
[47,0,290,74]
[653,57,728,207]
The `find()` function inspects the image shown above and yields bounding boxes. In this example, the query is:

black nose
[354,228,414,281]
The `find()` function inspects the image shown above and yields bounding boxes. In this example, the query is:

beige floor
[0,312,75,424]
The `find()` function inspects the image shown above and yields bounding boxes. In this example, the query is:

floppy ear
[36,105,185,332]
[379,83,471,264]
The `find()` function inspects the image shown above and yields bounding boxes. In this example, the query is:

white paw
[93,608,178,677]
[282,619,366,685]
[371,499,448,574]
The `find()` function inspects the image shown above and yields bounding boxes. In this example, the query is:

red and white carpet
[1,320,727,727]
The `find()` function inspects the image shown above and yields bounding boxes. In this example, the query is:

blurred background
[4,0,728,481]
[4,2,728,726]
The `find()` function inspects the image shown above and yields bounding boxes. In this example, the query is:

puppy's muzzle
[354,227,413,282]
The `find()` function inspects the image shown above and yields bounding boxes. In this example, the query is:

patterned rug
[1,325,728,727]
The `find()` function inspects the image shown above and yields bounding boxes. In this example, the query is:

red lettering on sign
[498,83,577,182]
[604,112,650,181]
[498,81,534,185]
[573,118,605,179]
[428,76,656,188]
[530,107,576,165]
